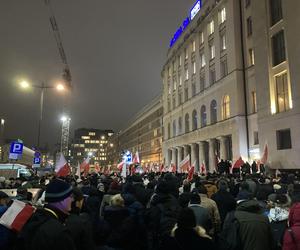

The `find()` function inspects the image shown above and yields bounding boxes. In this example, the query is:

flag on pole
[55,153,71,177]
[121,163,127,178]
[260,144,268,164]
[171,163,176,173]
[159,164,164,173]
[117,161,125,172]
[75,161,81,177]
[80,157,90,176]
[200,161,207,175]
[0,200,35,232]
[95,163,100,173]
[233,156,245,169]
[132,151,140,164]
[179,155,190,173]
[187,166,195,181]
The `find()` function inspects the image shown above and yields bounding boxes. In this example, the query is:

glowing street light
[20,81,30,89]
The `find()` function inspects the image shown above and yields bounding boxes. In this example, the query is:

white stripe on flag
[0,200,25,228]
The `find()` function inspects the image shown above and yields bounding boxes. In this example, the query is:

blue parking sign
[33,157,41,164]
[9,142,24,160]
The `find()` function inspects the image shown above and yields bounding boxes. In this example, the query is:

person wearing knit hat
[17,178,76,250]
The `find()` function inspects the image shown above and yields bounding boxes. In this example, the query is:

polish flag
[159,164,164,173]
[117,161,125,172]
[200,161,207,175]
[187,166,195,181]
[132,151,140,164]
[171,163,177,173]
[80,157,90,176]
[95,163,100,173]
[179,155,190,173]
[0,200,35,232]
[55,153,71,177]
[233,156,245,169]
[260,144,268,164]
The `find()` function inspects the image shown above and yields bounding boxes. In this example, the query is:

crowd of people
[1,169,300,250]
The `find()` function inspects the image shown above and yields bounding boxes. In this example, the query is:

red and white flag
[95,163,100,173]
[171,163,177,173]
[75,161,81,177]
[200,161,207,175]
[0,200,35,232]
[117,161,125,172]
[55,153,71,177]
[159,164,164,173]
[80,157,90,176]
[260,143,268,164]
[179,155,190,173]
[187,166,195,181]
[233,156,245,169]
[132,151,140,164]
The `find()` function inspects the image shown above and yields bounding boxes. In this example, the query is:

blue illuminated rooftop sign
[170,0,202,48]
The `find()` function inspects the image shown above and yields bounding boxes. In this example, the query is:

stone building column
[198,141,206,172]
[209,138,217,173]
[190,143,199,171]
[177,146,183,167]
[166,148,172,167]
[171,148,177,166]
[219,136,228,161]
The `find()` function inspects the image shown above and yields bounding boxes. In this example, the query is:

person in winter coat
[233,199,274,250]
[159,207,215,250]
[283,202,300,250]
[211,180,236,225]
[16,178,76,250]
[268,194,289,250]
[66,187,94,250]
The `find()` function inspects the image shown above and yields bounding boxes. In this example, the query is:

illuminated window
[252,91,257,113]
[168,83,171,94]
[200,53,206,67]
[210,44,215,59]
[77,152,81,156]
[85,140,90,143]
[208,20,214,35]
[168,67,171,77]
[221,34,226,50]
[185,69,189,80]
[193,62,196,74]
[200,32,204,44]
[220,8,226,24]
[249,48,255,65]
[89,132,95,136]
[275,72,290,113]
[185,48,188,59]
[101,136,105,140]
[179,74,182,86]
[222,95,230,119]
[81,136,90,140]
[192,40,196,52]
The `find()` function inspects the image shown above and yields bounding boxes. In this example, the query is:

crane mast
[44,0,71,158]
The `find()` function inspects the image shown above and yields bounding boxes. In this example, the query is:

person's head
[177,207,196,229]
[196,184,208,195]
[218,180,228,191]
[45,178,73,214]
[71,187,84,210]
[0,191,9,206]
[183,181,191,193]
[189,191,201,205]
[240,181,250,191]
[110,194,124,207]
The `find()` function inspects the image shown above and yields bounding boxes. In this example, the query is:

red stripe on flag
[10,204,35,232]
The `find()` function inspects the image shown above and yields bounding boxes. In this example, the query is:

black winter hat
[45,178,73,203]
[177,207,196,229]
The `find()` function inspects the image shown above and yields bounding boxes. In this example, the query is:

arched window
[185,113,190,133]
[222,95,230,119]
[172,120,177,137]
[178,117,182,135]
[210,100,217,124]
[201,105,207,127]
[167,123,171,139]
[192,109,198,130]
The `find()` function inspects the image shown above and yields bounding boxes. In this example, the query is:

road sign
[9,142,24,160]
[33,158,41,164]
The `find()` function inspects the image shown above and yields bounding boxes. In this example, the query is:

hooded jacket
[234,200,273,250]
[283,202,300,250]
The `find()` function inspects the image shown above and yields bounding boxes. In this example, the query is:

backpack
[218,211,242,250]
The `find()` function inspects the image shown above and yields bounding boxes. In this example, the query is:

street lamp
[19,80,66,149]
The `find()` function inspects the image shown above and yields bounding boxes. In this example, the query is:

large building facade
[162,0,299,171]
[72,128,114,166]
[107,96,163,168]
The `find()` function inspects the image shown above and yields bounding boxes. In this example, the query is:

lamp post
[19,81,65,149]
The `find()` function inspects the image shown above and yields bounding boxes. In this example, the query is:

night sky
[0,0,196,150]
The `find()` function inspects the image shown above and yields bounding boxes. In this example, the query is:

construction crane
[44,0,71,157]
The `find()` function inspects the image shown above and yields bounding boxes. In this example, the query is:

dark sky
[0,0,195,150]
